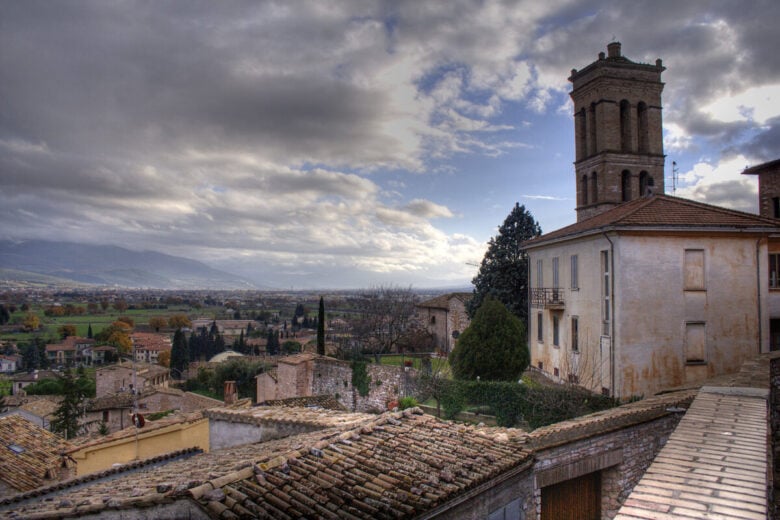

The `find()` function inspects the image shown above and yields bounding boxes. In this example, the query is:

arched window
[588,102,598,156]
[620,100,632,152]
[591,172,598,203]
[577,108,587,159]
[637,102,649,153]
[621,170,631,202]
[581,174,589,205]
[639,171,651,196]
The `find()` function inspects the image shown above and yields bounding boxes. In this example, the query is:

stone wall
[310,358,415,412]
[209,419,322,451]
[531,401,687,519]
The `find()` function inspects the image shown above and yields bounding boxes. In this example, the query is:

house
[82,344,116,365]
[68,411,208,476]
[0,415,74,498]
[522,43,780,399]
[10,369,59,395]
[44,336,95,367]
[95,361,170,397]
[0,356,15,374]
[131,332,171,364]
[416,292,471,354]
[0,395,61,429]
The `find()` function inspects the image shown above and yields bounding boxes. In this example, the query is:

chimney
[607,41,621,58]
[224,380,238,405]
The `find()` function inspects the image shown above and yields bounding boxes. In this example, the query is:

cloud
[675,155,757,213]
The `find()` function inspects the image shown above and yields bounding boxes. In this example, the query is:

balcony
[531,288,565,309]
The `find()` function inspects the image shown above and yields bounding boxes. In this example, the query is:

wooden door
[540,471,600,520]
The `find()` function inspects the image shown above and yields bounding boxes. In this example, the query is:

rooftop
[523,194,780,249]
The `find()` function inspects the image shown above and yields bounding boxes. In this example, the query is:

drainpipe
[602,232,616,398]
[757,238,763,354]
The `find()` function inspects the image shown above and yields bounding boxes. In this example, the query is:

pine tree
[87,323,93,339]
[50,369,88,439]
[170,328,189,378]
[450,297,529,381]
[317,297,325,356]
[468,203,541,323]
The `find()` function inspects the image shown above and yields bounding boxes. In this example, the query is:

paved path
[614,386,768,520]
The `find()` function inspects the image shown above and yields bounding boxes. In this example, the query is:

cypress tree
[317,297,325,355]
[170,328,189,378]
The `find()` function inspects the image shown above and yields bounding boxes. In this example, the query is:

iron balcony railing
[530,287,565,308]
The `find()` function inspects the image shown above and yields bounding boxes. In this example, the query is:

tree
[468,203,541,323]
[168,314,192,330]
[352,286,418,361]
[170,328,188,378]
[149,316,167,332]
[113,299,128,313]
[22,312,40,332]
[50,369,89,440]
[317,297,325,355]
[0,305,10,325]
[87,323,93,339]
[157,349,171,368]
[58,324,77,339]
[450,297,529,381]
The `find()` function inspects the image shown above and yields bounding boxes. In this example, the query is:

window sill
[685,360,707,366]
[683,288,707,292]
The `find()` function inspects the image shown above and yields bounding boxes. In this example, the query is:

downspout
[602,232,616,398]
[757,238,763,354]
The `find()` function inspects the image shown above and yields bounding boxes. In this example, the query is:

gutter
[603,232,616,398]
[756,238,763,354]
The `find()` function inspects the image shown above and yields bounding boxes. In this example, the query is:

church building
[523,43,780,398]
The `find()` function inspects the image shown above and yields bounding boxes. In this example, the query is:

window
[771,253,780,288]
[621,170,631,201]
[684,249,705,290]
[620,100,632,152]
[552,257,559,289]
[430,315,436,325]
[571,316,579,352]
[685,322,706,364]
[570,255,579,289]
[553,315,560,346]
[591,172,599,203]
[581,174,589,205]
[536,259,543,288]
[601,250,610,336]
[638,101,649,153]
[774,197,780,218]
[537,312,543,342]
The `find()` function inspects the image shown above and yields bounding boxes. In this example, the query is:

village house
[44,336,94,367]
[9,369,58,395]
[131,331,171,364]
[95,361,170,397]
[523,43,780,399]
[0,356,15,374]
[416,292,471,354]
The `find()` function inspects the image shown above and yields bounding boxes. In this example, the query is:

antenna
[671,161,679,195]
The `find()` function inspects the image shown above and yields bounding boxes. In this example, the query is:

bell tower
[569,42,666,221]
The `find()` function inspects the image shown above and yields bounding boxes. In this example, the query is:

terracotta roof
[0,415,73,492]
[131,332,171,351]
[10,370,59,383]
[44,343,75,353]
[528,390,696,450]
[262,395,348,411]
[417,292,472,310]
[278,352,321,365]
[182,391,224,411]
[742,157,780,175]
[204,405,375,429]
[0,409,531,519]
[17,396,61,419]
[523,194,780,248]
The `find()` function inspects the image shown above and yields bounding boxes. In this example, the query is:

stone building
[416,292,471,354]
[570,42,666,221]
[95,361,170,397]
[523,43,780,398]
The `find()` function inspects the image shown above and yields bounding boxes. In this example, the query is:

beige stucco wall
[70,418,209,476]
[528,232,769,399]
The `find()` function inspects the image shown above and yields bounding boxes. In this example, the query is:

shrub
[398,396,418,410]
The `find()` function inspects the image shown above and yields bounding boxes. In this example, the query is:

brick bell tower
[569,42,666,221]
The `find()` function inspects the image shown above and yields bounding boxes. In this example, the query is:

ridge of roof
[523,194,780,247]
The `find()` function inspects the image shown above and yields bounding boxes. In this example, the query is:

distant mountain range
[0,240,259,290]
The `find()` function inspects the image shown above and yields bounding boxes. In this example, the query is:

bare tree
[352,286,418,361]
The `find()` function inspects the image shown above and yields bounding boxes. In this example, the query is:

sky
[2,1,779,289]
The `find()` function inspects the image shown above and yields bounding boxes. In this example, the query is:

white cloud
[675,155,757,212]
[701,84,780,125]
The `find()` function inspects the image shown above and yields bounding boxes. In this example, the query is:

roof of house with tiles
[261,394,348,411]
[203,405,376,429]
[523,194,780,248]
[0,408,532,519]
[528,389,697,450]
[416,292,472,310]
[0,415,73,493]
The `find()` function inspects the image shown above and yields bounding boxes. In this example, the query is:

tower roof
[742,158,780,175]
[568,41,665,86]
